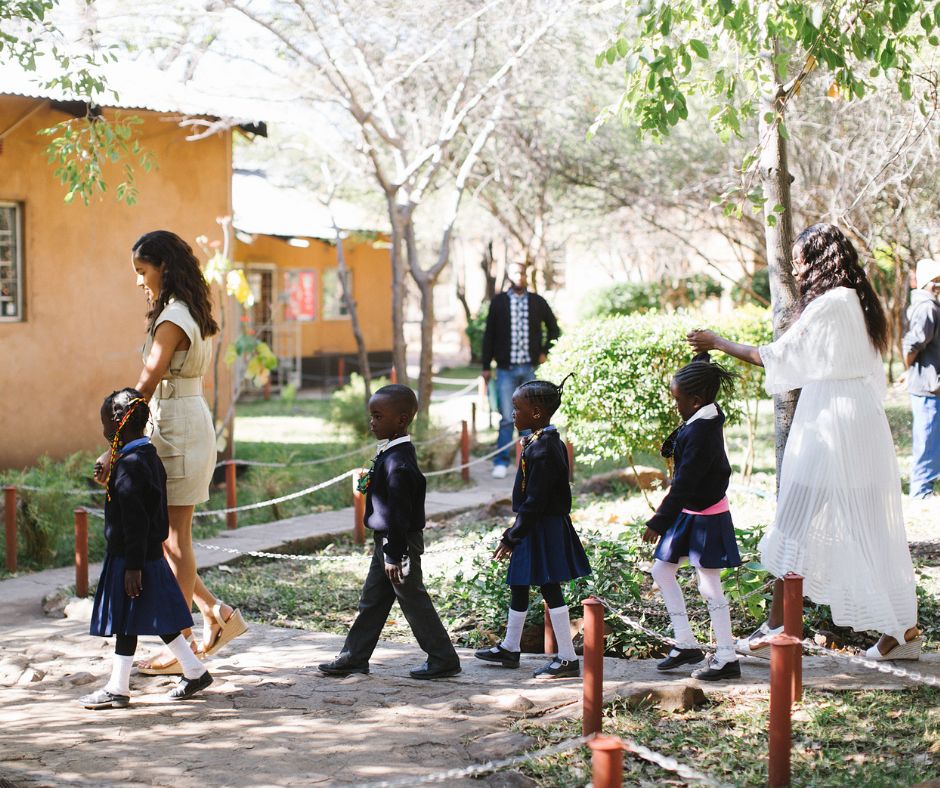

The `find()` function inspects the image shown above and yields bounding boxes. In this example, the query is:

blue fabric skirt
[506,514,591,587]
[89,554,194,637]
[653,511,741,569]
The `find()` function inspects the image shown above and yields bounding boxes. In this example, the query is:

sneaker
[656,647,705,671]
[167,671,213,700]
[80,688,130,710]
[692,656,741,681]
[474,644,520,668]
[533,657,580,679]
[491,464,509,479]
[318,654,370,677]
[736,622,783,659]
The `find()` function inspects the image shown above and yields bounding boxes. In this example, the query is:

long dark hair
[132,230,219,338]
[793,223,888,353]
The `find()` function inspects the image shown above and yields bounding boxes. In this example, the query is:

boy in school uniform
[318,385,461,680]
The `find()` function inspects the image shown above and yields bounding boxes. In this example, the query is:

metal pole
[589,736,624,788]
[352,471,366,546]
[74,508,88,598]
[460,420,470,482]
[543,600,556,655]
[783,572,803,702]
[583,596,605,736]
[225,462,237,530]
[4,486,16,573]
[768,633,801,787]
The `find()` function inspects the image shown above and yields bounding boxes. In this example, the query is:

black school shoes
[656,647,706,671]
[474,644,521,668]
[167,671,213,700]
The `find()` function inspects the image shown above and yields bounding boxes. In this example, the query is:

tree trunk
[416,278,436,420]
[388,199,409,385]
[334,233,372,404]
[759,43,800,482]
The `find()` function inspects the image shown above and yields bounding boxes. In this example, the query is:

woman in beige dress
[97,230,247,673]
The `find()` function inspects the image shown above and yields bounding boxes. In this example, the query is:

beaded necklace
[104,398,147,501]
[519,427,549,494]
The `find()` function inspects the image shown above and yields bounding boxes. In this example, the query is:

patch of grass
[233,397,334,420]
[515,687,940,786]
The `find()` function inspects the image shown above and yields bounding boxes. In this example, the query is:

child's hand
[124,569,143,598]
[384,562,405,585]
[493,543,513,561]
[93,450,111,485]
[641,527,660,544]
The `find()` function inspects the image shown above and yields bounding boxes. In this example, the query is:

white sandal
[201,603,248,657]
[863,636,922,662]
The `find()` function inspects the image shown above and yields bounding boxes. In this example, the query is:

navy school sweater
[104,441,170,570]
[364,440,426,564]
[646,408,732,535]
[501,428,571,547]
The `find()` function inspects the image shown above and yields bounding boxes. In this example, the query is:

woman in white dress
[688,223,920,660]
[96,231,247,673]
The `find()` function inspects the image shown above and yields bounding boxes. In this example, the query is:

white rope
[192,469,357,517]
[430,379,479,401]
[423,441,517,477]
[16,485,105,497]
[622,738,726,785]
[430,375,481,386]
[802,641,940,687]
[193,541,367,563]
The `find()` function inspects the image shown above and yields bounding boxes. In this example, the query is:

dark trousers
[342,531,458,669]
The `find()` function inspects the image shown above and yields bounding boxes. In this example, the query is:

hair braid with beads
[101,388,150,498]
[515,373,574,418]
[673,352,736,404]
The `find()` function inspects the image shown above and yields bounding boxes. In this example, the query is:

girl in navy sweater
[82,388,212,709]
[475,376,591,678]
[642,353,742,681]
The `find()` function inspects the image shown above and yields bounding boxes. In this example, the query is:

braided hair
[673,352,736,404]
[100,388,150,498]
[514,373,574,418]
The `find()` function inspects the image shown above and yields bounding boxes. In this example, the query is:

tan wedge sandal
[864,636,923,661]
[202,603,248,657]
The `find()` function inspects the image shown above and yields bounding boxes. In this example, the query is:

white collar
[376,435,411,455]
[685,402,719,425]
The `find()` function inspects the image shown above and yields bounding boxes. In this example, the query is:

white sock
[548,605,577,661]
[501,609,527,652]
[651,560,698,649]
[105,654,133,696]
[165,635,206,680]
[697,568,735,663]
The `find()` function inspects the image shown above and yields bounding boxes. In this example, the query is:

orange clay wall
[233,233,392,357]
[0,96,233,470]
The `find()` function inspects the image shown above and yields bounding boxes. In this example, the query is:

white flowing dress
[758,287,917,641]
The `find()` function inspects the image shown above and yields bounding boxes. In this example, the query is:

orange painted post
[74,508,88,598]
[768,633,801,788]
[4,486,16,573]
[589,736,624,788]
[390,366,398,385]
[337,357,346,386]
[263,377,271,401]
[582,596,605,736]
[352,471,366,546]
[566,440,575,482]
[460,420,470,482]
[543,600,556,655]
[225,462,237,530]
[783,573,804,702]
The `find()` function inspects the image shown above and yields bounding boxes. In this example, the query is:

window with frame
[0,203,23,322]
[322,267,352,319]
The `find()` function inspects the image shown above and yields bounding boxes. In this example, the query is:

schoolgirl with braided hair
[475,374,591,679]
[82,388,213,709]
[641,353,743,681]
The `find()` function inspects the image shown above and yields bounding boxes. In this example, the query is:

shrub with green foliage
[541,307,772,464]
[465,304,488,364]
[329,373,389,438]
[579,276,722,320]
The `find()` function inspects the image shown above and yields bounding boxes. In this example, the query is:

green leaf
[616,37,628,57]
[778,121,789,140]
[605,46,617,65]
[689,39,709,59]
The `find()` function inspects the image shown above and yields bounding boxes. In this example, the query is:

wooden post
[337,357,346,386]
[390,366,398,385]
[471,402,477,438]
[543,600,556,655]
[768,633,801,787]
[565,440,575,482]
[352,471,366,546]
[4,486,16,573]
[263,377,271,401]
[589,736,624,788]
[783,573,803,702]
[225,462,237,530]
[460,420,470,482]
[582,596,605,736]
[74,508,88,598]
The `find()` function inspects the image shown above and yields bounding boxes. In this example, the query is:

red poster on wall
[284,270,317,321]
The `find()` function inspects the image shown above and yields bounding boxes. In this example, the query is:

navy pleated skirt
[506,514,591,587]
[89,554,194,637]
[653,511,741,569]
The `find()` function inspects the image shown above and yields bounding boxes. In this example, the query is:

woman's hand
[124,569,143,598]
[641,527,660,545]
[687,329,722,353]
[93,450,112,485]
[493,543,513,561]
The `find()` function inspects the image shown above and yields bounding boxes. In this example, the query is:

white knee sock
[105,654,133,695]
[651,560,698,649]
[165,635,207,680]
[548,605,577,661]
[501,608,527,652]
[697,567,735,663]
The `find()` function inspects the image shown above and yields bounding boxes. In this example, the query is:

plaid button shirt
[508,290,531,365]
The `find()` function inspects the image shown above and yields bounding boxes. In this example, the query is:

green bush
[329,373,390,438]
[465,304,488,364]
[732,267,771,306]
[541,307,772,464]
[579,276,723,321]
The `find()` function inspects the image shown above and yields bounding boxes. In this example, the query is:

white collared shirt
[376,435,412,455]
[684,402,719,426]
